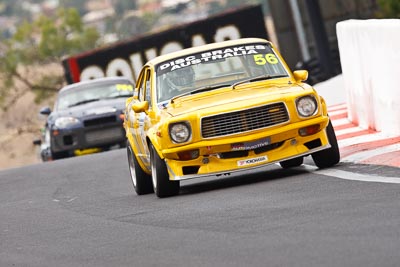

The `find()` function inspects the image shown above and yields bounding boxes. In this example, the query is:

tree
[0,7,100,109]
[58,0,87,15]
[114,0,137,16]
[376,0,400,18]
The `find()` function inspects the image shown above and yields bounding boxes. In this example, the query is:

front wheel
[312,120,340,168]
[127,142,153,195]
[150,143,179,198]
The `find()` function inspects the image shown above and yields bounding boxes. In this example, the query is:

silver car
[36,77,134,161]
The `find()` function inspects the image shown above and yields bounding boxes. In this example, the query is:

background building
[267,0,378,83]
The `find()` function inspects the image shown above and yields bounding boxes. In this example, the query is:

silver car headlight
[55,117,80,128]
[169,122,191,143]
[296,95,318,117]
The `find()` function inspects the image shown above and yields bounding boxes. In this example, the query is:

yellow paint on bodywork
[124,38,334,181]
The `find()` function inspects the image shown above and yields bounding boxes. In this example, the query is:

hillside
[0,66,59,171]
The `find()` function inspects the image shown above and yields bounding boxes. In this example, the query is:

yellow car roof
[146,38,272,67]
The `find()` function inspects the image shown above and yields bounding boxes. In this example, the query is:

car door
[133,67,152,169]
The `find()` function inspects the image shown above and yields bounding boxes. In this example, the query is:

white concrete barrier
[336,19,400,135]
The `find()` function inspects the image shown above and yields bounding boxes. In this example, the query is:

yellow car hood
[165,83,309,117]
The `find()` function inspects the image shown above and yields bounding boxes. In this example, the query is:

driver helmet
[167,66,195,88]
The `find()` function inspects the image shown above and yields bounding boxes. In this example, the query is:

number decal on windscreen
[253,53,279,65]
[116,84,133,91]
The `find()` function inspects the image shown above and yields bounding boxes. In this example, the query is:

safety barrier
[336,19,400,135]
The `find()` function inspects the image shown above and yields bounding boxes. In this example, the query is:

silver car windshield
[56,82,134,111]
[155,42,289,103]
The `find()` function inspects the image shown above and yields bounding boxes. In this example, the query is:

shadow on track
[179,165,312,197]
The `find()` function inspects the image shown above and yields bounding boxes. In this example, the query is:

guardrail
[336,19,400,135]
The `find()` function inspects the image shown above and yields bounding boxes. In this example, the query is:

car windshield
[56,81,134,111]
[155,42,289,103]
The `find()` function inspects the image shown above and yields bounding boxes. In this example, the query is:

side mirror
[125,96,134,105]
[293,70,309,82]
[39,107,52,116]
[132,101,149,113]
[33,139,42,146]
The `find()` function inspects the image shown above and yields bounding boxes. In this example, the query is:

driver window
[137,71,145,101]
[144,69,152,108]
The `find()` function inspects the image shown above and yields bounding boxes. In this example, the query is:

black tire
[312,119,340,168]
[51,150,69,160]
[119,141,127,148]
[150,143,179,198]
[127,142,153,195]
[280,157,304,168]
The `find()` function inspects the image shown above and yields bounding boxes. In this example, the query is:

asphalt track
[1,74,400,266]
[1,143,399,267]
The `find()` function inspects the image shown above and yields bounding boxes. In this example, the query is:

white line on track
[338,132,397,147]
[331,118,351,127]
[303,164,400,184]
[335,126,366,136]
[327,103,347,111]
[342,143,400,162]
[328,109,347,117]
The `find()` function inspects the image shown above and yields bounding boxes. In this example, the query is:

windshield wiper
[68,98,100,107]
[171,84,231,103]
[191,84,231,94]
[232,74,288,89]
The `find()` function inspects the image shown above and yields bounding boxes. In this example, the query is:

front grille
[85,127,124,145]
[63,135,73,146]
[201,102,289,138]
[84,115,117,127]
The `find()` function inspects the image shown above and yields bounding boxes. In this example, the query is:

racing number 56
[254,53,278,65]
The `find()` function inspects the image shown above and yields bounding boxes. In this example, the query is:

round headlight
[55,117,80,128]
[169,122,191,143]
[296,96,317,117]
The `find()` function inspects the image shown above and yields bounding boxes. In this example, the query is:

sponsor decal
[237,156,268,166]
[116,84,133,91]
[158,45,265,73]
[231,137,271,151]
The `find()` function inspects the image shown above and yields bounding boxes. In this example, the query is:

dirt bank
[0,65,60,171]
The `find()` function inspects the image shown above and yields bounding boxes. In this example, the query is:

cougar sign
[62,5,268,84]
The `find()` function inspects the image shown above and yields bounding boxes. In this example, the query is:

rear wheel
[127,142,153,195]
[280,157,304,168]
[150,143,180,198]
[312,120,340,168]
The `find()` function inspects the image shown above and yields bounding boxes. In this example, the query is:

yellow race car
[124,38,340,198]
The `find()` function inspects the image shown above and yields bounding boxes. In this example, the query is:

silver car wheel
[151,149,157,191]
[128,147,137,187]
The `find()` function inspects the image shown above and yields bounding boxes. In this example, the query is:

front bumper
[50,124,126,154]
[168,144,330,181]
[163,116,331,181]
